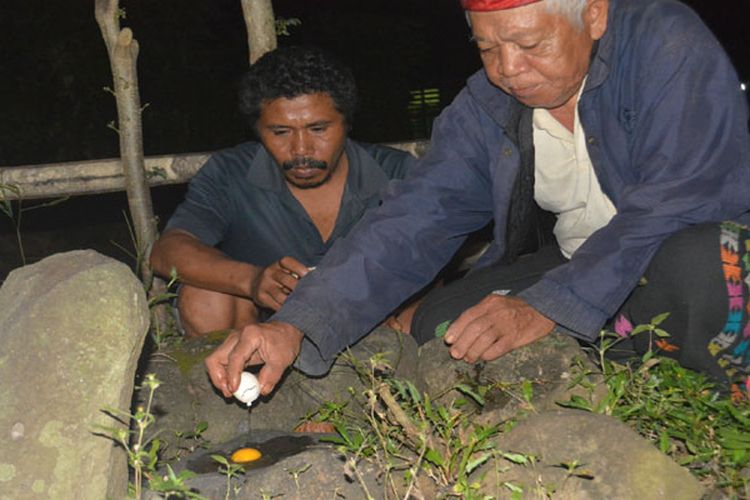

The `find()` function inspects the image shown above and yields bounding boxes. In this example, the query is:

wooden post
[95,0,157,282]
[240,0,277,65]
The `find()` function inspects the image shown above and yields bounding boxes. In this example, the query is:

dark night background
[1,0,748,278]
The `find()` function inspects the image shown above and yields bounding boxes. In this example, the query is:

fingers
[458,320,499,363]
[443,295,555,364]
[256,287,286,311]
[254,321,304,394]
[279,256,310,280]
[254,257,310,310]
[226,326,264,393]
[206,322,303,399]
[444,295,493,345]
[257,360,287,396]
[447,312,494,362]
[204,331,241,397]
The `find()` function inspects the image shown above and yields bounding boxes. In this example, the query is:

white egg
[233,372,260,406]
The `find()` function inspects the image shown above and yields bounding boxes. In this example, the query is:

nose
[290,130,313,156]
[496,44,526,79]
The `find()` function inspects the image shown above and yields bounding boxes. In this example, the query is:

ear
[584,0,609,41]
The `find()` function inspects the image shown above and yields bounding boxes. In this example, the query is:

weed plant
[211,455,246,500]
[308,316,750,498]
[561,314,750,496]
[96,373,208,499]
[305,353,523,499]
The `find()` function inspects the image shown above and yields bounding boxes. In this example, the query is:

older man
[150,46,416,337]
[206,0,750,399]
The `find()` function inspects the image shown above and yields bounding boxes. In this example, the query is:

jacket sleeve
[273,91,496,375]
[521,5,750,340]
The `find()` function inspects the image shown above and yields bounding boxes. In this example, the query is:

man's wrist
[276,321,304,343]
[245,263,262,299]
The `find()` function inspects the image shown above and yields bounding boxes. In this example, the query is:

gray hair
[465,0,590,30]
[544,0,589,29]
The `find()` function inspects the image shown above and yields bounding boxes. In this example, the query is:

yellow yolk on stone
[230,447,262,463]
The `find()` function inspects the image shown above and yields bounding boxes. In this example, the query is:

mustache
[281,157,328,171]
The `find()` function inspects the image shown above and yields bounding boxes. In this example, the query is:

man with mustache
[206,0,750,400]
[150,46,416,337]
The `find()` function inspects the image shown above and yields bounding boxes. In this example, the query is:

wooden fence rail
[0,140,429,201]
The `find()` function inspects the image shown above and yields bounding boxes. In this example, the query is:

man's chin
[286,176,328,189]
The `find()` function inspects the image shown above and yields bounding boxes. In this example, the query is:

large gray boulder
[419,331,589,424]
[0,250,149,500]
[477,410,705,499]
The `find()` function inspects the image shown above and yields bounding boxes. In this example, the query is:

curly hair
[238,46,358,132]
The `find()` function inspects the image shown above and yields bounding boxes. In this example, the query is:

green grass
[562,345,750,496]
[306,320,750,498]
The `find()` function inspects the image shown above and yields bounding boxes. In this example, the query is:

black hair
[238,46,358,132]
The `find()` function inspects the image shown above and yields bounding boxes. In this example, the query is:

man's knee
[177,285,257,337]
[646,222,722,289]
[625,221,726,329]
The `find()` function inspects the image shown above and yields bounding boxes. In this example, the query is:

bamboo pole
[0,141,429,200]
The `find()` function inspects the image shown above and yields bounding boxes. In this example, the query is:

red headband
[461,0,542,11]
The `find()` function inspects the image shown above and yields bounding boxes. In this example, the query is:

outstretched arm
[150,229,310,309]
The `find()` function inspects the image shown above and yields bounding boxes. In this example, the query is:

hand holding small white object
[233,372,261,406]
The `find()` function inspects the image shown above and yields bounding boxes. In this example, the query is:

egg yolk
[230,447,262,463]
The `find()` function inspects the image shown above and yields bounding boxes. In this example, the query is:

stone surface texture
[0,250,149,500]
[136,324,421,445]
[482,410,705,499]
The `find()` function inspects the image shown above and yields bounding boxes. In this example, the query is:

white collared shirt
[533,84,616,259]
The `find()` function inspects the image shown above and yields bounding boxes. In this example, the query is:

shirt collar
[244,144,286,192]
[583,0,616,92]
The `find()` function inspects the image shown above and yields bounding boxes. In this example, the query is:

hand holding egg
[233,372,260,406]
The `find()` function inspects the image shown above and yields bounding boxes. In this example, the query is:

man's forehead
[469,5,552,42]
[461,0,542,11]
[258,93,343,125]
[261,93,334,109]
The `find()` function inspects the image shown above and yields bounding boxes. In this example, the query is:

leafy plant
[168,421,210,462]
[309,353,504,499]
[211,455,246,500]
[561,316,750,496]
[147,266,181,350]
[96,373,207,499]
[275,17,301,37]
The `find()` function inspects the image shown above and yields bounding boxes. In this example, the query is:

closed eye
[307,121,332,133]
[518,42,540,50]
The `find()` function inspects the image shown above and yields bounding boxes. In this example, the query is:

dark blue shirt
[165,139,415,268]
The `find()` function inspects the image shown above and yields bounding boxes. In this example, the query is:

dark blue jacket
[275,0,750,375]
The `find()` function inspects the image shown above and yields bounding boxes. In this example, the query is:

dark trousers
[411,222,750,388]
